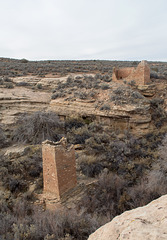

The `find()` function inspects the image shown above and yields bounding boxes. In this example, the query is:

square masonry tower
[42,138,77,200]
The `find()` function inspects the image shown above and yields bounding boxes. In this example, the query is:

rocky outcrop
[0,74,163,135]
[49,89,152,135]
[0,87,50,125]
[138,84,156,97]
[88,194,167,240]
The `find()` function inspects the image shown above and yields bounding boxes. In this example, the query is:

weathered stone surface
[49,96,151,135]
[88,194,167,240]
[138,84,156,97]
[0,72,161,135]
[4,145,30,159]
[0,87,50,124]
[12,76,41,86]
[37,76,67,88]
[112,60,150,85]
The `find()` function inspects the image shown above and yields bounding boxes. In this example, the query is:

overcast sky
[0,0,167,61]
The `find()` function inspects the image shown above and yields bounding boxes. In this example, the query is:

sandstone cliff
[1,73,166,136]
[0,86,50,125]
[88,194,167,240]
[49,82,152,135]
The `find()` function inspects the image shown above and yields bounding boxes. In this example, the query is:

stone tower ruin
[42,137,77,200]
[112,60,150,85]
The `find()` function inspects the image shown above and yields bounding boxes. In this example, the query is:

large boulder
[88,194,167,240]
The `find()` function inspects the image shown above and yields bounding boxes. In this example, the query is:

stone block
[42,137,77,200]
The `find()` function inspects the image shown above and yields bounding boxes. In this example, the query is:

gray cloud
[0,0,167,61]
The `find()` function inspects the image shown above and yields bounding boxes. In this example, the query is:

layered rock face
[49,83,152,135]
[0,73,162,136]
[88,194,167,240]
[0,86,50,125]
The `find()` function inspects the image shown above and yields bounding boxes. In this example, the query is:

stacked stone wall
[112,61,150,85]
[42,138,77,200]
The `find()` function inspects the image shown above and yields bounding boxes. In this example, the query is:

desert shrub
[67,76,73,82]
[0,146,43,195]
[20,58,29,63]
[0,77,4,85]
[128,167,167,209]
[150,71,159,79]
[85,136,107,155]
[89,91,96,98]
[100,104,111,111]
[4,82,14,88]
[132,61,138,66]
[84,130,161,181]
[127,181,159,209]
[12,111,63,144]
[150,98,166,128]
[103,74,111,82]
[92,82,100,89]
[150,98,164,108]
[36,83,42,89]
[146,169,167,195]
[65,117,84,131]
[151,67,158,72]
[67,126,91,144]
[128,80,136,86]
[162,71,167,79]
[75,75,82,80]
[156,134,167,174]
[8,178,28,193]
[80,160,104,177]
[131,91,143,99]
[16,82,30,86]
[94,73,101,80]
[51,92,65,99]
[111,86,145,105]
[74,91,88,100]
[0,201,98,240]
[3,77,12,82]
[78,172,129,218]
[74,79,82,85]
[83,75,94,81]
[101,83,110,90]
[25,154,42,179]
[29,167,41,178]
[32,208,98,240]
[113,87,124,95]
[88,122,103,133]
[0,126,7,148]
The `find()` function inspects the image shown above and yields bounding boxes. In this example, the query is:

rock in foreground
[88,195,167,240]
